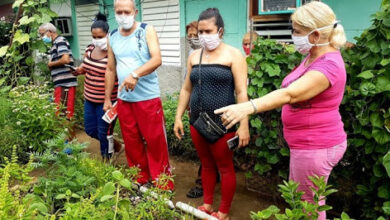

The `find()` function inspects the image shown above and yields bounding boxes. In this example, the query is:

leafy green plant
[163,93,197,159]
[0,0,57,89]
[250,176,350,220]
[335,0,390,218]
[8,84,68,154]
[245,38,302,179]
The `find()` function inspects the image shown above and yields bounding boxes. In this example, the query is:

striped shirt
[50,36,78,87]
[83,44,118,103]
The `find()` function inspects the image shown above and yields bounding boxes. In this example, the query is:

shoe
[211,212,229,220]
[186,186,203,198]
[198,205,213,215]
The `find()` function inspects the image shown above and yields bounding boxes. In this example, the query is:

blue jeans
[84,100,116,158]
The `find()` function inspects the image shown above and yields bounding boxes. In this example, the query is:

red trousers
[190,126,236,214]
[117,98,173,190]
[54,86,76,120]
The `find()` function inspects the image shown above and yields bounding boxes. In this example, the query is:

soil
[76,130,274,220]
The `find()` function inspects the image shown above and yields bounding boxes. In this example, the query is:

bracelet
[249,99,257,114]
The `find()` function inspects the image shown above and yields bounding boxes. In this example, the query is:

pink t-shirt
[281,51,347,149]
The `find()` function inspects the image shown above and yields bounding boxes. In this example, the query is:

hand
[119,75,138,92]
[214,102,253,129]
[48,61,53,70]
[236,125,250,148]
[103,99,112,112]
[173,118,184,140]
[71,66,84,76]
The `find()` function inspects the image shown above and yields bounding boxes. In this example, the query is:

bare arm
[133,25,162,76]
[175,54,194,120]
[48,53,70,68]
[230,48,250,146]
[173,51,196,139]
[119,24,162,92]
[103,39,116,111]
[215,70,330,129]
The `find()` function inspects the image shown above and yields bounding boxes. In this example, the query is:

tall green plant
[245,38,302,178]
[0,0,57,90]
[338,0,390,218]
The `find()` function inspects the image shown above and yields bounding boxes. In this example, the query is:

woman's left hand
[214,102,253,129]
[236,125,250,148]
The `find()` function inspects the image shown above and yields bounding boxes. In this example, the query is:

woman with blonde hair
[214,2,347,219]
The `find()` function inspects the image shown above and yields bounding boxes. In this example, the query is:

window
[54,17,72,36]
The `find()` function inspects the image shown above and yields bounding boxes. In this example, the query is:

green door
[183,0,247,50]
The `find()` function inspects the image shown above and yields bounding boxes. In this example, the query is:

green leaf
[112,170,124,181]
[372,128,390,145]
[18,16,36,25]
[18,77,30,85]
[340,212,350,220]
[383,151,390,178]
[0,46,9,57]
[100,195,114,202]
[29,202,48,214]
[119,179,132,189]
[380,58,390,66]
[102,182,116,196]
[55,194,66,200]
[376,76,390,92]
[279,147,289,156]
[12,0,24,8]
[13,30,30,45]
[359,82,376,96]
[267,154,279,164]
[370,112,384,128]
[383,201,390,215]
[357,70,374,79]
[378,184,390,199]
[317,205,332,211]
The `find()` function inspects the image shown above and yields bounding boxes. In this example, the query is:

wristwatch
[131,71,139,79]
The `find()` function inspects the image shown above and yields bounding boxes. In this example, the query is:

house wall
[323,0,381,42]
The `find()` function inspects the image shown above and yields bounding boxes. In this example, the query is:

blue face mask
[42,35,52,44]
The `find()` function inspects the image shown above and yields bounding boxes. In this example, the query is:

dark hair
[198,8,224,31]
[91,13,109,33]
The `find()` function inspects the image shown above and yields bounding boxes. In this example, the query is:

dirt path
[76,130,273,220]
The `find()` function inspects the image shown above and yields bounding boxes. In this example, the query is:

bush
[250,176,351,220]
[333,1,390,218]
[245,38,302,180]
[6,84,69,157]
[162,94,197,159]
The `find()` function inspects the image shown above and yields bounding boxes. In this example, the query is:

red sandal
[198,205,213,215]
[211,212,229,220]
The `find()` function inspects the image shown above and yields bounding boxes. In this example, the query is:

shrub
[7,84,69,155]
[334,0,390,218]
[245,38,302,179]
[250,176,351,220]
[162,94,197,159]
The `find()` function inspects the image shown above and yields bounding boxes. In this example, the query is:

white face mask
[92,37,107,50]
[115,14,134,30]
[199,29,221,51]
[187,37,201,50]
[292,23,335,55]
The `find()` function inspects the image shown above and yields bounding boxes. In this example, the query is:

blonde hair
[243,31,258,43]
[291,1,346,49]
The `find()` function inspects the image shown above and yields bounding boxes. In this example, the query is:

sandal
[197,205,213,215]
[186,186,203,198]
[211,212,229,220]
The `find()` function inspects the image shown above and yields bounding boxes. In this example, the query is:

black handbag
[193,49,227,143]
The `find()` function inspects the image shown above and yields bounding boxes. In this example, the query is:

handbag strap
[198,48,204,112]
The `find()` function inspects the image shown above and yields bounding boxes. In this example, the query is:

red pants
[117,98,173,190]
[190,126,236,214]
[54,86,76,120]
